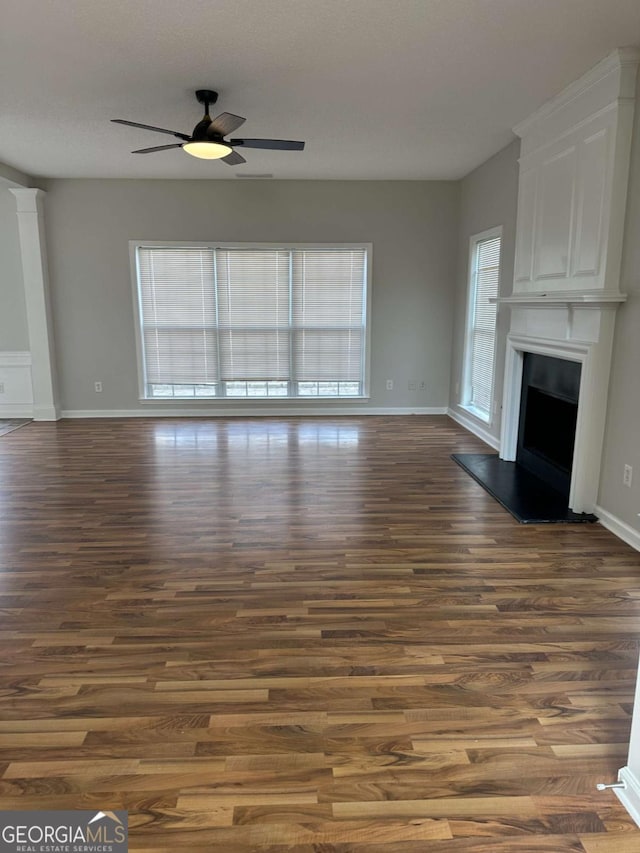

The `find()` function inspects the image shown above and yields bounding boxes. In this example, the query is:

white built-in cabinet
[512,47,638,297]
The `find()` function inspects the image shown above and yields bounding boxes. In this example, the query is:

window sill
[459,403,491,425]
[138,396,371,404]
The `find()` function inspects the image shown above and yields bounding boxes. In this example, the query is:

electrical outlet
[408,380,416,390]
[623,464,633,487]
[386,379,393,391]
[419,380,425,390]
[94,381,103,393]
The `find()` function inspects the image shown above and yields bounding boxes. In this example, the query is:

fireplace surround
[498,294,624,515]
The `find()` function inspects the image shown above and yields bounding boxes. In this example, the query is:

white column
[615,659,640,826]
[9,188,60,420]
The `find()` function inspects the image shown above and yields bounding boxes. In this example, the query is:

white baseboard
[61,406,449,419]
[33,406,61,421]
[0,404,34,418]
[447,407,500,450]
[615,767,640,828]
[594,504,640,553]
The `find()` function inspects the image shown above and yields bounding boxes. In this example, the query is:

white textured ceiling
[2,0,640,181]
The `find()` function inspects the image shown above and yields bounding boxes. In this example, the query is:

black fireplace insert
[516,353,581,499]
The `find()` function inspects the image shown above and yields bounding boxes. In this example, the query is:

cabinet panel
[571,128,609,280]
[533,146,576,282]
[514,169,536,288]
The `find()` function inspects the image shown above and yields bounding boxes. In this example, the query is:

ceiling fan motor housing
[192,91,222,140]
[195,89,219,107]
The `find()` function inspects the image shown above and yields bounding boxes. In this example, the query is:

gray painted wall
[41,179,459,414]
[598,67,640,535]
[448,139,520,443]
[0,186,29,351]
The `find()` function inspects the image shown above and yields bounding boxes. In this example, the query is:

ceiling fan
[111,89,305,165]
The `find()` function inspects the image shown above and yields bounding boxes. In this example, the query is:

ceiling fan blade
[230,138,305,151]
[131,144,183,154]
[111,119,190,141]
[209,112,246,136]
[221,149,247,166]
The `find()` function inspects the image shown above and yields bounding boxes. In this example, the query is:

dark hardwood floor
[0,415,639,852]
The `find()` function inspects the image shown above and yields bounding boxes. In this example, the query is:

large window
[462,227,501,422]
[133,244,370,400]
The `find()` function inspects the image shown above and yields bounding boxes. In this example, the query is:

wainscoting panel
[0,351,33,417]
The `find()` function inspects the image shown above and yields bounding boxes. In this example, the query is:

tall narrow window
[133,243,370,400]
[462,227,501,422]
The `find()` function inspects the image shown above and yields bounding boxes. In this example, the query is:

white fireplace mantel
[499,309,618,515]
[497,287,623,516]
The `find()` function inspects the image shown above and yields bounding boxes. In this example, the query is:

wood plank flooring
[0,415,639,851]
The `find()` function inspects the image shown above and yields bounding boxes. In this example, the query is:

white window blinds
[138,248,218,385]
[465,234,501,419]
[216,249,291,381]
[135,245,368,398]
[292,250,365,382]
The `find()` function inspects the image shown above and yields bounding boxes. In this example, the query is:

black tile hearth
[451,452,598,524]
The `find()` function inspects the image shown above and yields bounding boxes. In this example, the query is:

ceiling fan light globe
[183,141,232,160]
